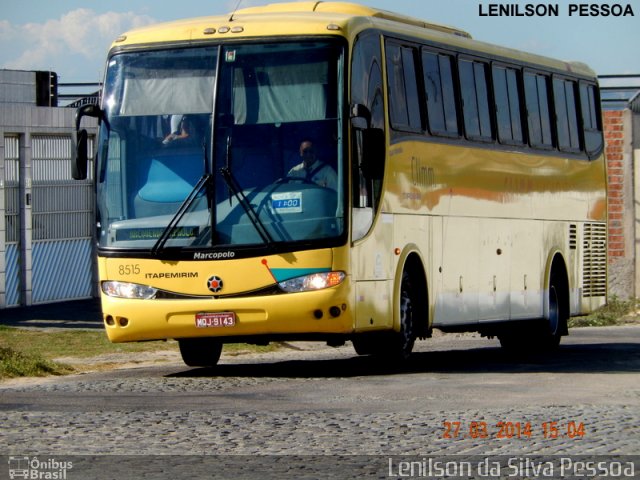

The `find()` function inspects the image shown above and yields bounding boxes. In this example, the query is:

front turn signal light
[278,271,346,293]
[102,281,157,299]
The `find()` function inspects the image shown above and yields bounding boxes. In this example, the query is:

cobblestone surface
[1,327,639,460]
[1,404,638,456]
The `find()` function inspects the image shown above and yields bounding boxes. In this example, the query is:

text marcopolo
[478,3,635,17]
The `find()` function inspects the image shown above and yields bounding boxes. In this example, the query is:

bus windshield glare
[97,40,345,253]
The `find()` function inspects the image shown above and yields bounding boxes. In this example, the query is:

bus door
[350,32,391,332]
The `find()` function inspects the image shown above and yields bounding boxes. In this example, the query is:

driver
[287,140,337,190]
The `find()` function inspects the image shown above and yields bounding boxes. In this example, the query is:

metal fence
[3,136,20,306]
[1,110,97,308]
[30,135,95,303]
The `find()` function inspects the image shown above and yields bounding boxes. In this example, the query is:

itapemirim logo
[8,456,73,479]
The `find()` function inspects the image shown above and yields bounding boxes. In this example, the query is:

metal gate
[3,135,20,306]
[31,135,94,303]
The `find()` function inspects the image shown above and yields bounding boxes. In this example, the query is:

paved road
[0,326,639,478]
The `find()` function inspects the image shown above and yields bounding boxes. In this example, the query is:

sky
[1,0,638,84]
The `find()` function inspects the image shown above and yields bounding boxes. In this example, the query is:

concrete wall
[634,109,640,299]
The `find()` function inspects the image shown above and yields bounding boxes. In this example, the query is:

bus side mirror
[361,128,385,180]
[351,103,385,180]
[73,129,89,180]
[351,103,371,130]
[73,104,104,180]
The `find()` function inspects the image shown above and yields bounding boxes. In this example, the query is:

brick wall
[603,110,625,262]
[603,108,635,299]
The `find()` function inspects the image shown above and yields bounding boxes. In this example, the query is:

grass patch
[0,325,279,379]
[0,325,177,360]
[224,343,280,355]
[0,346,73,379]
[569,296,640,327]
[0,326,177,380]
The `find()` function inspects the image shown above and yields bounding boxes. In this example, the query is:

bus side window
[422,50,459,137]
[492,64,525,145]
[458,58,493,142]
[579,82,604,157]
[553,77,581,153]
[524,71,554,149]
[386,42,421,132]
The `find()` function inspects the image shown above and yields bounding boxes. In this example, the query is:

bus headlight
[102,281,157,299]
[278,271,345,293]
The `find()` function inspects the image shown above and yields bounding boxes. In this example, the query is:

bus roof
[111,1,596,79]
[234,1,472,38]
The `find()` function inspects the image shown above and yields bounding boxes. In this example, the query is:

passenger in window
[288,140,337,190]
[162,115,191,144]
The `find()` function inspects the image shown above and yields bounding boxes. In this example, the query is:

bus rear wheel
[178,338,223,367]
[499,270,567,352]
[537,277,565,350]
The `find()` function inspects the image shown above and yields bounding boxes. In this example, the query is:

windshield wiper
[219,166,275,247]
[219,135,274,247]
[151,173,212,256]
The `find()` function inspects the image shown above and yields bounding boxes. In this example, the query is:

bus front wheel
[395,270,416,360]
[352,270,416,361]
[178,338,223,367]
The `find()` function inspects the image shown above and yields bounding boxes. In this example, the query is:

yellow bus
[74,1,607,366]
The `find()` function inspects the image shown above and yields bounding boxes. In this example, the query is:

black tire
[352,270,416,361]
[538,276,565,350]
[352,334,384,356]
[499,270,566,352]
[178,338,223,367]
[395,270,416,360]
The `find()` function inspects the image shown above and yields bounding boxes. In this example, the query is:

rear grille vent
[569,224,577,250]
[582,223,607,297]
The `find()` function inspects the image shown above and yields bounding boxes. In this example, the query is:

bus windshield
[97,40,345,253]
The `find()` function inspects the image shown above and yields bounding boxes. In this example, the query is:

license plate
[195,312,236,328]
